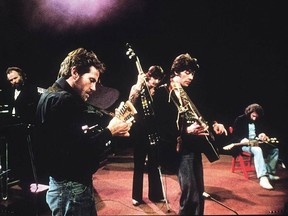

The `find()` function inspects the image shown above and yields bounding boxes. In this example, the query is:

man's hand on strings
[135,73,146,90]
[186,122,209,136]
[107,108,132,137]
[258,133,269,141]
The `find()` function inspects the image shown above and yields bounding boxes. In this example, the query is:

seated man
[225,103,280,190]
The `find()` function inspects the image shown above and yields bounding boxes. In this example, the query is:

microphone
[202,191,211,198]
[203,192,239,215]
[156,83,167,89]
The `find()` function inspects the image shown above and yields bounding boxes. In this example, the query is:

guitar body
[223,137,279,151]
[171,87,220,163]
[184,115,219,163]
[180,118,220,163]
[201,136,220,162]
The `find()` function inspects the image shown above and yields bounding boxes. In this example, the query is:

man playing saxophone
[153,53,227,215]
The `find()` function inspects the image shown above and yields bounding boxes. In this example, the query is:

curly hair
[170,53,199,77]
[57,48,106,79]
[245,103,264,117]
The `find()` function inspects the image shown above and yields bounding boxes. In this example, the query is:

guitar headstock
[126,43,137,60]
[268,137,279,144]
[256,136,279,144]
[116,100,138,123]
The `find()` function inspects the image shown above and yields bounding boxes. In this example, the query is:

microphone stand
[203,192,239,215]
[0,169,11,177]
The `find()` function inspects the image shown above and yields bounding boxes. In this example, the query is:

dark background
[1,0,287,151]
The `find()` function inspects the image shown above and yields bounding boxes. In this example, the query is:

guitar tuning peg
[129,54,135,59]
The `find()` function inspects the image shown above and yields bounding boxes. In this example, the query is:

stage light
[23,0,145,31]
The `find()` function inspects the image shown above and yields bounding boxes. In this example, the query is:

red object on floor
[231,151,255,179]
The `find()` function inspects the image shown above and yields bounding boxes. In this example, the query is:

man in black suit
[3,67,40,193]
[5,67,39,123]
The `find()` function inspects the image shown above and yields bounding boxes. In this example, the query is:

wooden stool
[231,152,255,179]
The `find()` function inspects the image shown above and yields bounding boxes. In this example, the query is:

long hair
[245,103,264,117]
[170,53,199,77]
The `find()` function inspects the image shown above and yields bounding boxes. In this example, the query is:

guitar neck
[232,138,278,147]
[232,141,257,147]
[133,56,153,101]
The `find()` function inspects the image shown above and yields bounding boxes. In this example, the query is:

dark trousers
[178,152,204,215]
[132,141,164,202]
[6,126,35,193]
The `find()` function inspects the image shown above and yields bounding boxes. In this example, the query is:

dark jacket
[153,85,220,167]
[3,81,39,124]
[130,87,159,145]
[35,77,112,186]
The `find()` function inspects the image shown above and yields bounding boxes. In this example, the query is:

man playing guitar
[227,103,280,190]
[153,53,227,215]
[128,65,167,206]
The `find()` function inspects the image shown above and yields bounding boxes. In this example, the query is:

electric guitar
[126,43,154,115]
[167,82,220,163]
[115,100,138,123]
[223,137,279,150]
[83,100,137,134]
[40,87,138,125]
[126,43,159,145]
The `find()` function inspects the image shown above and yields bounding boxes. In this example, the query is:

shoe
[269,174,280,180]
[150,198,166,203]
[132,199,142,206]
[260,176,273,190]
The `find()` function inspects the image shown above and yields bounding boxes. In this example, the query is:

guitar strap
[164,86,184,130]
[163,85,220,162]
[138,86,161,145]
[163,85,186,152]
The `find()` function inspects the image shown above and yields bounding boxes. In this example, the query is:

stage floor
[1,147,287,215]
[94,148,288,215]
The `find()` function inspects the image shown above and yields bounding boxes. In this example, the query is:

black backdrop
[1,0,287,155]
